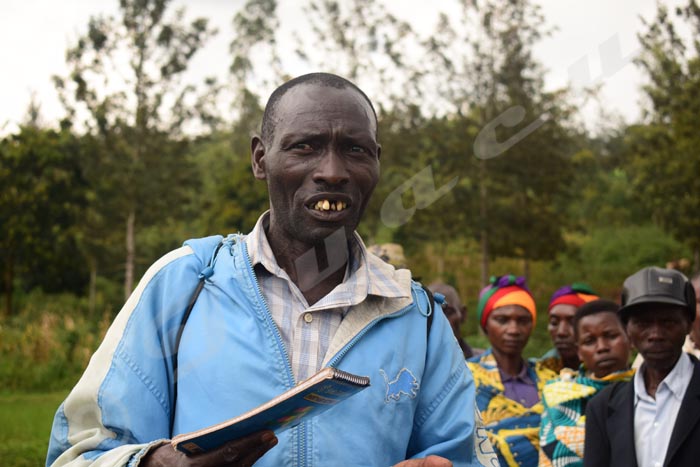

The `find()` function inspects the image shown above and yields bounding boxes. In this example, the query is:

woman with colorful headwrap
[540,283,599,373]
[467,275,557,467]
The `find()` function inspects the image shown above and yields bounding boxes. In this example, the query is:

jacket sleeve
[406,301,498,467]
[46,246,201,467]
[583,390,610,467]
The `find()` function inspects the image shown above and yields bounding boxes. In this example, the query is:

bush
[0,290,112,392]
[554,224,690,296]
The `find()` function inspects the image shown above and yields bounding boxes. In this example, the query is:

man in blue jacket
[47,73,494,467]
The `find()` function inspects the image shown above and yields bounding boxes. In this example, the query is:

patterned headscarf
[476,275,536,328]
[548,283,598,312]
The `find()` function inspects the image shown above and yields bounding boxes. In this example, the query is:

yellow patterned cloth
[538,367,635,467]
[467,350,557,467]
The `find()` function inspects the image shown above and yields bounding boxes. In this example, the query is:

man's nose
[646,322,666,340]
[313,148,349,185]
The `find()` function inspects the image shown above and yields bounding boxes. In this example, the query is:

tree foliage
[0,127,88,314]
[627,1,700,268]
[54,0,216,299]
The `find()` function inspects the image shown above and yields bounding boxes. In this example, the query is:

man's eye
[350,145,366,153]
[292,143,313,151]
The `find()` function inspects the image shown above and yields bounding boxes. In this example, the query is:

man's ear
[251,136,266,180]
[376,143,382,161]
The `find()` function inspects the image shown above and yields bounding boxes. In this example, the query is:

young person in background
[539,299,633,467]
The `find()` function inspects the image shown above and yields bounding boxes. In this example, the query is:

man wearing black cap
[584,266,700,467]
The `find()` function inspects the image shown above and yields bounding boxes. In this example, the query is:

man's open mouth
[308,199,350,212]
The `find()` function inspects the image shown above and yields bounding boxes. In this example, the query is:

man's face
[484,305,533,358]
[690,280,700,345]
[442,302,463,339]
[252,84,380,249]
[626,306,690,371]
[577,312,630,378]
[438,287,464,339]
[547,304,578,362]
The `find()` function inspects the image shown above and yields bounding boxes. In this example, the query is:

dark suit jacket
[584,357,700,467]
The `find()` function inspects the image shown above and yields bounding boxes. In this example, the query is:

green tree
[0,127,87,315]
[416,0,578,283]
[54,0,216,299]
[628,0,700,271]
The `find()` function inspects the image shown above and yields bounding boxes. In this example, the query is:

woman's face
[484,305,533,358]
[577,311,630,378]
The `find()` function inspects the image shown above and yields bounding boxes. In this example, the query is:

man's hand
[141,430,277,467]
[392,455,453,467]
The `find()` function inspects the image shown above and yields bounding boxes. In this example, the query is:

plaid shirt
[245,212,408,382]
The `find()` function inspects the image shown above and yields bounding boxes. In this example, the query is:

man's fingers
[235,434,279,467]
[197,430,277,466]
[392,455,453,467]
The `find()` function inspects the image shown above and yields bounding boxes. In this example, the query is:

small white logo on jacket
[379,368,419,402]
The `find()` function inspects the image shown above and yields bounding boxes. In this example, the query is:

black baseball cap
[619,266,696,322]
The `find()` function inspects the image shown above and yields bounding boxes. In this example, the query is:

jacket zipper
[240,239,308,466]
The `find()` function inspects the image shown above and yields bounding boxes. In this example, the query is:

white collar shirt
[244,211,408,382]
[633,352,694,467]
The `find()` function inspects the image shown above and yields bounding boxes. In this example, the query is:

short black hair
[573,299,621,339]
[260,72,378,144]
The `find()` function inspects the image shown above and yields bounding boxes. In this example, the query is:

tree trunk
[124,209,136,301]
[479,159,489,286]
[3,254,12,316]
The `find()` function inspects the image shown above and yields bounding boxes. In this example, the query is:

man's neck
[642,352,682,398]
[492,349,525,377]
[265,225,349,306]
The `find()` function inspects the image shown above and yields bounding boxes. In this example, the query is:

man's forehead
[630,306,686,320]
[275,83,375,125]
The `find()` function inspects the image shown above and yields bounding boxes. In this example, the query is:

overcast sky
[0,0,679,135]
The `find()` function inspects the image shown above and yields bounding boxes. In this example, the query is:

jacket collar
[665,357,700,466]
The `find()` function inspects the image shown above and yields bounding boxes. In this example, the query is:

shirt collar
[245,212,411,307]
[499,360,534,384]
[634,351,694,401]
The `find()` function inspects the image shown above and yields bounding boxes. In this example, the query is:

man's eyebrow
[277,131,326,144]
[278,129,377,144]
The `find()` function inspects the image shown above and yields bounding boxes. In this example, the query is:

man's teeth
[313,200,347,211]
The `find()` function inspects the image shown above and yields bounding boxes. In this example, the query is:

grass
[0,391,68,467]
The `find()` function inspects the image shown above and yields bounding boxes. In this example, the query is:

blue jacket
[47,234,491,466]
